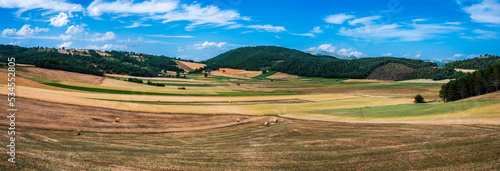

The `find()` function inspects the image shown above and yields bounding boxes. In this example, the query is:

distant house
[178,86,186,90]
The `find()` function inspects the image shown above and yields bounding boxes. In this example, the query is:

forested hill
[444,55,500,69]
[203,46,339,71]
[0,44,183,77]
[204,46,437,79]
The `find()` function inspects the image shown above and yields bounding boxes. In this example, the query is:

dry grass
[175,60,206,71]
[455,68,476,73]
[267,72,299,79]
[20,67,104,84]
[398,79,452,84]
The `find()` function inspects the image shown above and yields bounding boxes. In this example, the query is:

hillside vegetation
[445,54,500,69]
[205,46,437,79]
[440,62,500,102]
[0,44,183,77]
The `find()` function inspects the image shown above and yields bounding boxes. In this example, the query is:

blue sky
[0,0,499,61]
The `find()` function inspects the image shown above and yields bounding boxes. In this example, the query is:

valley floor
[0,66,499,170]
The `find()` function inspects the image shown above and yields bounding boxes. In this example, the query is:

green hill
[0,44,183,77]
[445,55,500,69]
[204,46,437,79]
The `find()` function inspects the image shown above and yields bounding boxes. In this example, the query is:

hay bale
[292,100,296,103]
[236,118,240,122]
[228,101,232,103]
[73,129,81,136]
[115,117,120,122]
[273,119,278,123]
[264,122,269,126]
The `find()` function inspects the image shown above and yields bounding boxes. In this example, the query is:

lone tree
[414,94,425,103]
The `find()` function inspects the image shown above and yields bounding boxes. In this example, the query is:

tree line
[0,44,183,77]
[439,63,500,102]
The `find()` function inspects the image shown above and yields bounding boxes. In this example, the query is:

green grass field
[312,98,500,119]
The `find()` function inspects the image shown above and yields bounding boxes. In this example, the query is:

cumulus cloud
[192,41,227,50]
[337,48,365,57]
[463,0,500,24]
[453,54,465,58]
[87,44,127,50]
[65,25,84,35]
[247,25,286,32]
[311,26,323,34]
[324,13,355,24]
[57,41,72,48]
[1,24,49,37]
[307,44,365,57]
[59,34,72,41]
[49,12,70,27]
[90,31,116,42]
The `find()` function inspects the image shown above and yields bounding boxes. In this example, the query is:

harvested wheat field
[175,60,206,71]
[266,72,299,79]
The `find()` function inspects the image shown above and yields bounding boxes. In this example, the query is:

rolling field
[1,66,499,170]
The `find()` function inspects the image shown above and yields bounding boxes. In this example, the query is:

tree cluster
[439,63,500,102]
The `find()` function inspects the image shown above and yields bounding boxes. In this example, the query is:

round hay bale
[73,129,81,136]
[273,119,278,123]
[292,100,296,103]
[228,101,232,103]
[115,117,120,122]
[236,118,240,122]
[264,122,269,126]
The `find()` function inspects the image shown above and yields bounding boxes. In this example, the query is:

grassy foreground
[1,118,498,170]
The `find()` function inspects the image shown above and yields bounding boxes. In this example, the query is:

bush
[414,94,425,103]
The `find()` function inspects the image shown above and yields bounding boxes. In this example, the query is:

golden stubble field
[0,66,498,170]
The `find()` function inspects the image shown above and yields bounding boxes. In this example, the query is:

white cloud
[146,34,195,38]
[59,34,72,41]
[444,21,462,25]
[247,25,286,32]
[225,24,244,29]
[49,12,70,27]
[453,54,465,58]
[339,22,463,42]
[382,53,392,56]
[324,13,355,24]
[1,29,17,37]
[125,22,152,28]
[311,26,323,34]
[463,0,500,24]
[348,16,381,25]
[412,18,427,23]
[192,41,227,50]
[87,0,179,16]
[90,32,116,42]
[474,29,499,39]
[155,3,249,30]
[307,44,336,53]
[414,53,422,58]
[65,25,84,35]
[1,24,49,37]
[87,44,127,51]
[57,41,72,49]
[337,48,365,57]
[290,33,315,37]
[17,25,34,37]
[0,0,83,16]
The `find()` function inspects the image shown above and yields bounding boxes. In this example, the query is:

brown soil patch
[0,96,263,133]
[175,60,206,71]
[21,67,104,84]
[267,72,299,79]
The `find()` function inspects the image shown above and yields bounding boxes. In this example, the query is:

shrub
[414,94,425,103]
